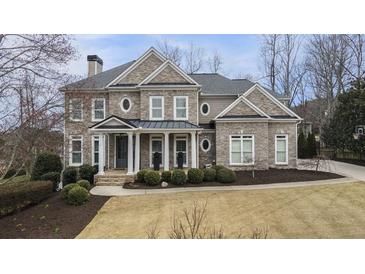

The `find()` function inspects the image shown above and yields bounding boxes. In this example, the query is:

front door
[116,135,128,168]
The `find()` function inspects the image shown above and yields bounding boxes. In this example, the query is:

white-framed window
[174,135,188,167]
[92,135,100,166]
[120,97,132,113]
[200,138,211,152]
[200,102,210,116]
[150,96,164,120]
[149,135,164,168]
[92,98,105,121]
[174,96,188,120]
[229,135,254,165]
[275,134,288,165]
[69,135,83,166]
[70,98,83,121]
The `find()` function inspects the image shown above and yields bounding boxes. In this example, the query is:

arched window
[200,138,211,152]
[120,97,131,112]
[200,103,210,116]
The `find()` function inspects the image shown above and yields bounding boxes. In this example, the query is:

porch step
[94,172,134,186]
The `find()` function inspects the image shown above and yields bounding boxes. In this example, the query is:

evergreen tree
[307,133,317,158]
[298,131,307,158]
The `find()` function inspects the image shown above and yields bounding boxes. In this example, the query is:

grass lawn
[0,175,31,185]
[78,181,365,239]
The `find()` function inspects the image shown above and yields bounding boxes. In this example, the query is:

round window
[200,103,210,115]
[120,98,131,112]
[201,139,211,152]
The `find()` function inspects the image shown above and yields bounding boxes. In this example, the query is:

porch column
[127,132,134,175]
[164,132,170,171]
[191,131,197,168]
[97,134,105,175]
[134,132,140,173]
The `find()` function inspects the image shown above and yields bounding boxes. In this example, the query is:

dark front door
[116,135,128,168]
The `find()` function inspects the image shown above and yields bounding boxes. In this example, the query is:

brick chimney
[87,55,103,77]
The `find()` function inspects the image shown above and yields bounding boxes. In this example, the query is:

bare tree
[183,43,204,74]
[233,72,258,82]
[156,40,182,66]
[343,34,365,89]
[207,50,223,73]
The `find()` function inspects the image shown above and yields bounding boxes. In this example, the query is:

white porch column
[134,132,140,173]
[191,131,197,168]
[127,132,134,175]
[97,134,105,175]
[164,132,170,171]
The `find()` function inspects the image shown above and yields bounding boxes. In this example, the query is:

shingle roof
[129,119,200,129]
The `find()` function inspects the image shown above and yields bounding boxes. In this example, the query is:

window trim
[200,102,210,116]
[120,97,132,113]
[174,134,189,167]
[92,98,105,122]
[275,134,288,165]
[229,135,255,166]
[173,96,189,120]
[92,135,100,166]
[69,135,83,166]
[149,135,164,168]
[200,138,211,152]
[149,96,164,120]
[69,98,83,122]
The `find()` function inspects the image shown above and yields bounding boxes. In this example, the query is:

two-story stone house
[60,47,301,179]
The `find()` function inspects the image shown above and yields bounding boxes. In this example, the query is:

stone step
[95,181,124,186]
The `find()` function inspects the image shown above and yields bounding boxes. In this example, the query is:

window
[229,135,254,165]
[70,99,83,121]
[92,135,100,166]
[174,135,188,167]
[200,102,210,116]
[174,96,188,120]
[70,136,83,166]
[92,98,105,121]
[150,136,163,167]
[200,138,211,152]
[275,135,288,165]
[120,97,131,112]
[150,96,164,120]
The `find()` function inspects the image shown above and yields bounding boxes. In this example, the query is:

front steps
[94,170,134,186]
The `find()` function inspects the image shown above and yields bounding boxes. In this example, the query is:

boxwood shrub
[136,169,148,183]
[31,152,62,180]
[216,168,236,184]
[203,168,216,182]
[77,179,91,190]
[212,165,226,172]
[144,170,160,186]
[61,183,78,200]
[171,169,186,185]
[63,167,77,186]
[67,186,90,206]
[79,164,97,184]
[187,168,204,184]
[40,172,60,191]
[161,170,172,183]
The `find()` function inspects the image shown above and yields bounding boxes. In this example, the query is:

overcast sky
[67,34,262,79]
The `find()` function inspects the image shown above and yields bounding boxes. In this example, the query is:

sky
[67,34,262,79]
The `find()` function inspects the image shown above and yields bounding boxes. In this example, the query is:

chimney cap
[87,55,103,65]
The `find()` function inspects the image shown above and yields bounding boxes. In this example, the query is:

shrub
[67,186,90,206]
[40,172,60,191]
[216,168,236,184]
[63,167,77,186]
[136,169,148,183]
[144,170,160,186]
[0,180,53,217]
[61,183,78,200]
[212,165,226,172]
[31,152,62,180]
[161,170,172,183]
[203,168,216,182]
[17,169,26,176]
[4,169,16,179]
[79,164,97,184]
[77,179,91,190]
[187,168,204,184]
[171,169,187,185]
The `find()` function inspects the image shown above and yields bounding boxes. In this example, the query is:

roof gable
[89,116,136,130]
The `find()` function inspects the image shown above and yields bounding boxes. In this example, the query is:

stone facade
[225,100,260,116]
[109,91,141,119]
[198,96,235,123]
[198,131,216,168]
[150,65,189,84]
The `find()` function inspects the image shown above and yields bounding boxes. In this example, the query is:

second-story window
[70,98,83,121]
[150,96,164,120]
[174,96,188,120]
[92,98,105,121]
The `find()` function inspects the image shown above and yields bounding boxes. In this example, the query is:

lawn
[0,175,31,185]
[78,181,365,239]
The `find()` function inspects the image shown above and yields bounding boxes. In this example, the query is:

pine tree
[298,131,307,158]
[307,133,317,158]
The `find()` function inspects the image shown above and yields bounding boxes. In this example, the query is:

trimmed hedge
[203,168,216,182]
[77,179,91,190]
[63,167,77,186]
[40,172,60,191]
[187,168,204,184]
[144,170,160,186]
[212,165,226,172]
[0,180,53,217]
[216,168,236,184]
[161,170,172,183]
[171,169,187,185]
[61,183,78,200]
[31,152,62,180]
[79,164,97,184]
[136,169,148,183]
[67,186,90,206]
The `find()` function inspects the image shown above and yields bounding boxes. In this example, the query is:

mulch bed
[0,193,109,239]
[334,158,365,167]
[124,169,343,189]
